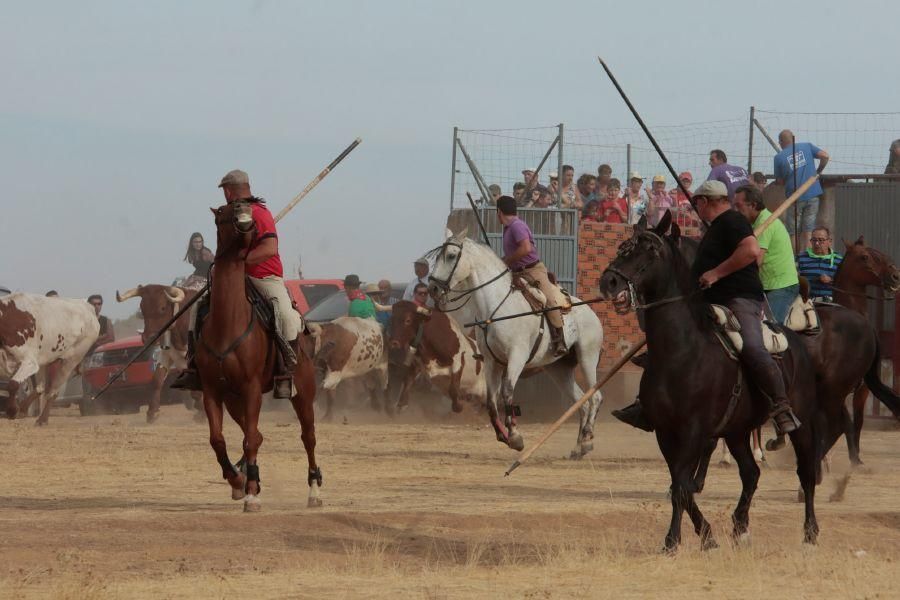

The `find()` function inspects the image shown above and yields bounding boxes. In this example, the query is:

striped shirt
[796,250,843,299]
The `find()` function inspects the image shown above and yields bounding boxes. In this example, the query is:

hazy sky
[3,1,898,318]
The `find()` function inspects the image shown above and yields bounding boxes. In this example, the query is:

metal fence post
[626,143,632,180]
[748,106,755,173]
[450,127,459,212]
[557,123,564,206]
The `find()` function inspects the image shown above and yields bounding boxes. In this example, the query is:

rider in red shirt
[173,170,301,398]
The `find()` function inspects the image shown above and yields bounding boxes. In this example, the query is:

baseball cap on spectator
[629,172,643,181]
[414,258,428,266]
[679,171,693,183]
[522,167,536,174]
[692,180,728,199]
[652,175,666,184]
[549,171,558,180]
[218,169,249,187]
[344,274,361,288]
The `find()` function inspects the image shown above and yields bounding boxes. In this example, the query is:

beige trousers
[249,275,303,341]
[520,262,565,329]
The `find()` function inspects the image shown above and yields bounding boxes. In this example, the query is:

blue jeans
[783,197,820,235]
[766,284,800,324]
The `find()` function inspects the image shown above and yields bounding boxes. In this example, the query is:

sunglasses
[810,238,829,243]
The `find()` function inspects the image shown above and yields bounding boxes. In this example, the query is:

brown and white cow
[306,316,389,419]
[117,284,200,423]
[387,301,486,413]
[0,293,99,425]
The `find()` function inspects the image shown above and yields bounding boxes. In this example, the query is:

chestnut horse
[197,200,320,512]
[832,237,900,463]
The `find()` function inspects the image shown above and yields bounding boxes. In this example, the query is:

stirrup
[171,369,202,391]
[770,407,801,436]
[612,401,654,432]
[273,375,294,399]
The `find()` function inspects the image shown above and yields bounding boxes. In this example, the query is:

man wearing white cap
[172,169,302,398]
[403,258,432,305]
[613,180,801,436]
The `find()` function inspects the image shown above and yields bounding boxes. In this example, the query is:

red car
[78,335,164,415]
[76,279,344,415]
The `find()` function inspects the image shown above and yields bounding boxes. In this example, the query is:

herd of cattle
[0,283,486,425]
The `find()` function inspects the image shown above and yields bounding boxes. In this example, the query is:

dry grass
[0,403,897,599]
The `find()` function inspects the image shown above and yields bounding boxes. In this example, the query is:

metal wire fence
[450,108,900,211]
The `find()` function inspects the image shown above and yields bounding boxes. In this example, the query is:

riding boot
[171,332,202,391]
[272,333,297,400]
[769,397,801,436]
[630,352,649,368]
[549,325,568,357]
[611,398,654,432]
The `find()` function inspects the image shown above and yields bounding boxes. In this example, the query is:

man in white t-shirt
[402,258,430,301]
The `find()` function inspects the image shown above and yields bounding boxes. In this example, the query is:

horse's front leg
[241,380,265,513]
[203,389,245,501]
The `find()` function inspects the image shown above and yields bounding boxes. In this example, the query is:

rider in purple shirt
[498,195,567,356]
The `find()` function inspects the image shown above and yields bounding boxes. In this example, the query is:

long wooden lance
[92,138,362,401]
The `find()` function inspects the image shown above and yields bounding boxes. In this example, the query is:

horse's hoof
[243,495,262,512]
[507,433,524,452]
[803,532,818,545]
[146,412,159,425]
[580,440,594,455]
[307,497,324,508]
[765,436,786,452]
[34,419,48,427]
[734,531,751,548]
[701,537,719,551]
[660,542,679,555]
[753,448,763,462]
[568,450,584,461]
[232,487,246,501]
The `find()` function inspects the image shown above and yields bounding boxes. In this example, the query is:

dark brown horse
[197,200,320,512]
[600,213,820,550]
[832,237,900,461]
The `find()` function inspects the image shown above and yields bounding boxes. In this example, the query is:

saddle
[195,278,281,338]
[511,273,572,316]
[783,296,820,334]
[709,305,788,360]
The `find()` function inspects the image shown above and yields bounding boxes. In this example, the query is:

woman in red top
[599,178,627,223]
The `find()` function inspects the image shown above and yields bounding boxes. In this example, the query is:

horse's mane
[460,237,508,272]
[661,233,712,332]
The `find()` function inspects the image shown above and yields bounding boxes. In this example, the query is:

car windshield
[303,291,349,323]
[300,284,341,311]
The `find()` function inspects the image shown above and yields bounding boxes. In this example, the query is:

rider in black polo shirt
[614,180,800,436]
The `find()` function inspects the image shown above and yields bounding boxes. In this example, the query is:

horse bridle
[214,201,258,259]
[607,230,692,312]
[428,239,510,307]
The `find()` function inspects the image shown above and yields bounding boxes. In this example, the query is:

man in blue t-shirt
[773,130,830,251]
[706,149,750,202]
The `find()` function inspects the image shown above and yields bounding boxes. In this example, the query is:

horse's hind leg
[203,391,245,501]
[291,356,322,508]
[692,438,717,494]
[545,366,597,459]
[725,433,760,545]
[789,426,819,544]
[849,384,867,466]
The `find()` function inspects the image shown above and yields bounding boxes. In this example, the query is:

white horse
[428,228,604,458]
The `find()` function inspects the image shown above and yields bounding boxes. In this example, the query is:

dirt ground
[1,399,898,600]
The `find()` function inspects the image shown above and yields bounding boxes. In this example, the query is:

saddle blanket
[710,304,788,357]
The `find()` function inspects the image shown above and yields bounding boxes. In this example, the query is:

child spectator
[600,178,628,223]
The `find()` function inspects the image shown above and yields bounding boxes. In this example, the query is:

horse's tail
[863,336,900,419]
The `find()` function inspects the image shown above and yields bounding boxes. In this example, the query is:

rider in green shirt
[344,274,376,319]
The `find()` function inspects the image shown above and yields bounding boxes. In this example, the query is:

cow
[0,293,99,425]
[386,301,486,414]
[116,284,201,423]
[306,316,390,419]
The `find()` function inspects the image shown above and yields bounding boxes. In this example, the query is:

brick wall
[577,222,643,370]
